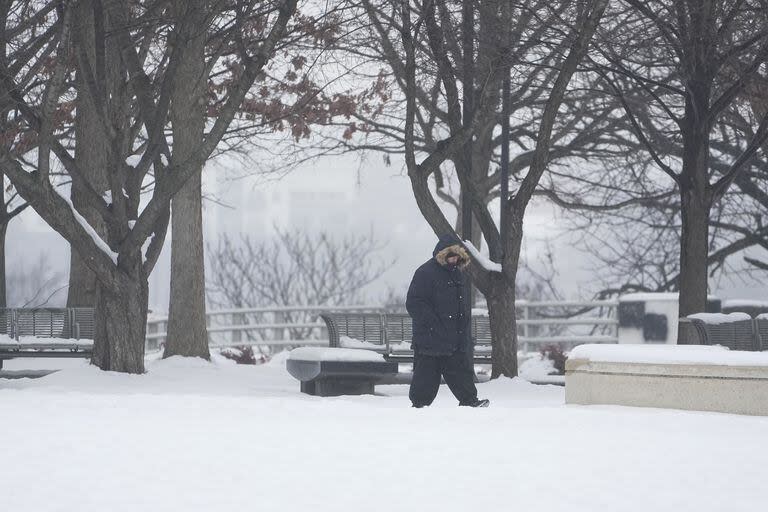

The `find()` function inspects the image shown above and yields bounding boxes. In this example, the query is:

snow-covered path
[1,354,766,512]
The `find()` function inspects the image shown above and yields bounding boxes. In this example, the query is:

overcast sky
[11,152,765,312]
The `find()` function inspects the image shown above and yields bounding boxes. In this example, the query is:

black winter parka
[406,235,472,355]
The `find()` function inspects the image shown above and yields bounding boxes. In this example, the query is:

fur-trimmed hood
[432,235,470,269]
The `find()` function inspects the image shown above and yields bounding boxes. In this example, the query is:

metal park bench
[679,315,768,351]
[319,312,493,363]
[758,316,768,350]
[0,308,94,369]
[281,312,493,396]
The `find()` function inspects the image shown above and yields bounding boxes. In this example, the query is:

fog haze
[11,154,764,312]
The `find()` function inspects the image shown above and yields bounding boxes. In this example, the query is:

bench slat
[685,317,764,351]
[755,319,768,351]
[320,312,494,363]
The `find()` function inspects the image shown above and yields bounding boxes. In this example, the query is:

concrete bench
[319,312,492,364]
[565,344,768,416]
[286,347,398,396]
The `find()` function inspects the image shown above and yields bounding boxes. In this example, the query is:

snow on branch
[463,240,502,273]
[55,189,118,265]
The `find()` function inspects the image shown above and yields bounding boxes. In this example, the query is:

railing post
[382,313,389,355]
[232,312,244,345]
[71,307,78,340]
[279,310,289,345]
[523,304,530,353]
[146,319,157,351]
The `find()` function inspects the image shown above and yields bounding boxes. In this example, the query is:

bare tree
[395,0,608,377]
[528,2,768,310]
[66,0,111,309]
[0,0,298,373]
[586,0,768,341]
[207,227,391,342]
[162,0,363,361]
[164,0,210,360]
[208,227,390,307]
[0,0,57,308]
[549,147,768,299]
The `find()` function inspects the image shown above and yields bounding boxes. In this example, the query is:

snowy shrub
[539,345,566,375]
[220,346,269,365]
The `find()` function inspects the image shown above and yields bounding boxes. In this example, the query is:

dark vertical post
[461,2,474,244]
[500,73,510,252]
[461,0,475,376]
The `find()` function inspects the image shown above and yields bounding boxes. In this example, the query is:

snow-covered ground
[2,352,767,512]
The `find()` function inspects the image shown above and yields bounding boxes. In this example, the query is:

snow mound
[265,349,292,367]
[519,355,557,380]
[149,355,218,371]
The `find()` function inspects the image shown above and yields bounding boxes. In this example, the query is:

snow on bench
[569,343,768,367]
[0,334,93,369]
[566,344,768,416]
[286,347,398,397]
[0,334,93,349]
[289,347,386,363]
[687,312,752,324]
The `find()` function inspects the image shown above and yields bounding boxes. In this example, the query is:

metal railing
[145,305,384,352]
[1,301,619,354]
[146,300,619,353]
[514,299,619,352]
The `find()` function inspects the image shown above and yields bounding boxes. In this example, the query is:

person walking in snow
[406,234,489,408]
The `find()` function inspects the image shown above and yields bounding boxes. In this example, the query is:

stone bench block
[566,347,768,416]
[286,348,398,397]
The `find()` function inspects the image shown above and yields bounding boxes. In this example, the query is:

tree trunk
[677,80,712,344]
[67,0,109,308]
[91,260,149,373]
[68,231,103,307]
[487,278,518,378]
[0,221,7,308]
[677,187,711,343]
[486,215,524,378]
[165,174,209,359]
[164,0,210,360]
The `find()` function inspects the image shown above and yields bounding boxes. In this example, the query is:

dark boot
[459,398,490,408]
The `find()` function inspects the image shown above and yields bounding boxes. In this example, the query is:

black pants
[409,350,478,406]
